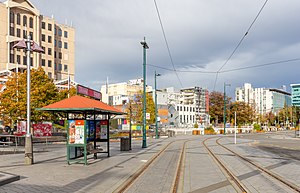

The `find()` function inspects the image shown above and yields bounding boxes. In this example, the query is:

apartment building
[100,78,153,106]
[236,83,291,115]
[175,87,209,127]
[0,0,75,81]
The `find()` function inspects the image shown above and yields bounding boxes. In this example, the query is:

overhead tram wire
[148,57,300,74]
[153,0,183,88]
[213,0,269,90]
[220,58,300,73]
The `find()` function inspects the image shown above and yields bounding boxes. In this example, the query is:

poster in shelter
[68,120,85,144]
[100,120,108,139]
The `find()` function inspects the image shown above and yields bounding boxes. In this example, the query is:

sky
[21,0,300,96]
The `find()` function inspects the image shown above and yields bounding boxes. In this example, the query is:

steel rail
[203,138,248,193]
[216,138,300,192]
[172,140,187,193]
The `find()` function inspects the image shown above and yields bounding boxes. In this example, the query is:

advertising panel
[100,120,108,139]
[33,122,52,137]
[68,120,85,144]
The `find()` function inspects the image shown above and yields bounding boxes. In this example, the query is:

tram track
[113,139,188,193]
[202,137,248,193]
[203,136,300,193]
[216,138,300,193]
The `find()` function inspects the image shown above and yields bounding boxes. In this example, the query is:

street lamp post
[13,34,44,165]
[154,71,161,139]
[223,82,231,135]
[140,37,149,148]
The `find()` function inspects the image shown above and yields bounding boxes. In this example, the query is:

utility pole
[129,100,132,150]
[223,82,231,134]
[140,37,149,148]
[155,71,161,139]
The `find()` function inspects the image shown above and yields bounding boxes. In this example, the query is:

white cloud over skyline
[26,0,300,96]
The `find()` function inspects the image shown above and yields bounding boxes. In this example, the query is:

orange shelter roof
[38,95,123,115]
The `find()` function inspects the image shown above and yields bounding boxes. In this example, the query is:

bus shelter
[38,95,123,165]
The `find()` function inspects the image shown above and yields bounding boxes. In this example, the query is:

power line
[153,0,183,88]
[148,57,300,74]
[220,58,300,73]
[213,0,269,90]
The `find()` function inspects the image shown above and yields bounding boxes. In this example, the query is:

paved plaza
[0,132,299,193]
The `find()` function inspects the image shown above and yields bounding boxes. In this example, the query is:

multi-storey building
[171,87,209,127]
[290,84,300,107]
[236,83,291,115]
[100,78,153,106]
[0,0,75,81]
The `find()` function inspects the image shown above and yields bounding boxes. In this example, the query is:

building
[0,0,75,82]
[290,84,300,107]
[235,83,291,115]
[173,87,209,127]
[100,78,153,106]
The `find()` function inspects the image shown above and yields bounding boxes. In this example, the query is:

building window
[177,106,179,111]
[54,39,57,47]
[48,23,52,31]
[64,31,68,38]
[59,52,62,59]
[48,72,52,79]
[48,36,52,43]
[23,30,26,38]
[41,59,45,66]
[48,48,52,55]
[64,42,68,49]
[41,22,45,29]
[58,64,62,71]
[23,15,27,26]
[30,57,33,66]
[9,27,14,36]
[29,32,33,39]
[23,56,27,65]
[10,54,14,63]
[48,60,52,67]
[54,27,57,35]
[16,13,20,25]
[10,12,14,23]
[64,64,68,72]
[54,51,57,58]
[17,55,21,64]
[54,63,57,70]
[58,41,62,48]
[58,28,62,36]
[41,34,45,41]
[29,17,33,28]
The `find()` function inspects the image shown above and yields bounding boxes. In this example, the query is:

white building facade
[235,83,291,115]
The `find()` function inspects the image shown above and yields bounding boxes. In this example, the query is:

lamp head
[140,40,149,49]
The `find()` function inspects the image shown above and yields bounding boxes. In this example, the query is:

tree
[0,68,62,125]
[230,101,255,126]
[209,91,231,125]
[125,92,155,126]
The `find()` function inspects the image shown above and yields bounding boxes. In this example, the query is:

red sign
[77,84,102,100]
[33,123,52,137]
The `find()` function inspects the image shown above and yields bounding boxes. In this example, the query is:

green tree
[126,92,155,126]
[209,91,231,125]
[0,68,61,125]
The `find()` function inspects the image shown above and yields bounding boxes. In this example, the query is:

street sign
[146,113,150,120]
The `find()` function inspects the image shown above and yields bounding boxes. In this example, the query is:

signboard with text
[77,84,102,100]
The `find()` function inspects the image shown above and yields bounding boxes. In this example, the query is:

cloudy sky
[27,0,300,96]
